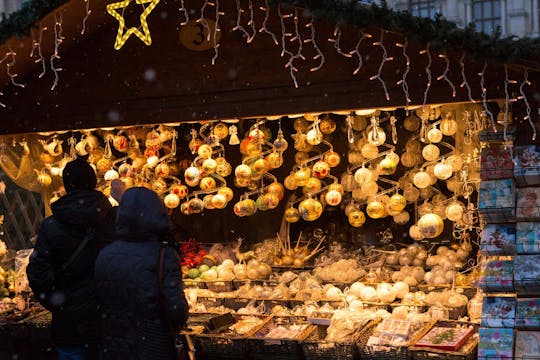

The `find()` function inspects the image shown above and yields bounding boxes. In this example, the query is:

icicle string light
[518,69,535,141]
[259,0,278,45]
[233,0,251,41]
[198,1,212,42]
[35,26,47,79]
[369,30,392,101]
[479,61,497,132]
[0,53,6,108]
[396,38,411,104]
[349,31,370,75]
[290,8,305,60]
[305,18,324,72]
[437,51,456,97]
[502,64,512,142]
[420,44,432,110]
[50,12,64,91]
[460,53,474,102]
[179,0,189,25]
[329,26,352,58]
[81,0,91,35]
[211,0,222,65]
[246,0,257,43]
[278,6,299,87]
[6,48,25,88]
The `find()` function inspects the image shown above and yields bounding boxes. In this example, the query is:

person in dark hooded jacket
[26,157,117,360]
[95,187,189,360]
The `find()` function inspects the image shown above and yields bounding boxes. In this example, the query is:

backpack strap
[59,228,95,272]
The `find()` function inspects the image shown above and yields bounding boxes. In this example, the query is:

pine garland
[0,0,539,64]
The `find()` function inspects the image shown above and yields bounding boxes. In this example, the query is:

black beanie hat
[62,158,97,192]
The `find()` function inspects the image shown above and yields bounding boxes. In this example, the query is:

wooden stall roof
[0,0,539,135]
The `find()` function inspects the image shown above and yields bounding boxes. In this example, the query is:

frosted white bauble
[413,171,432,189]
[422,144,440,161]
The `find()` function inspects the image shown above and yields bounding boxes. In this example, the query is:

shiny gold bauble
[403,185,420,202]
[378,156,398,175]
[295,151,310,165]
[188,197,205,214]
[440,116,458,136]
[96,158,113,174]
[367,127,386,146]
[434,162,453,180]
[293,117,310,132]
[328,183,344,195]
[388,193,407,212]
[267,182,285,200]
[256,194,268,211]
[354,167,372,186]
[203,194,215,209]
[211,193,228,209]
[240,137,262,157]
[361,143,379,160]
[312,160,330,179]
[217,186,234,202]
[201,158,217,174]
[325,190,342,206]
[303,177,322,196]
[118,163,132,177]
[188,138,203,154]
[170,184,189,199]
[348,210,366,227]
[393,211,410,225]
[361,180,379,197]
[36,172,52,186]
[409,224,424,240]
[151,178,167,193]
[298,198,324,221]
[351,115,368,131]
[400,151,417,168]
[235,164,252,179]
[324,151,341,167]
[251,158,270,177]
[320,117,337,134]
[199,176,217,191]
[197,144,213,159]
[366,201,386,219]
[40,152,56,164]
[216,161,232,177]
[184,166,201,187]
[445,201,465,222]
[180,202,191,215]
[154,163,170,178]
[213,123,229,139]
[446,154,463,172]
[306,128,323,145]
[422,144,440,161]
[284,174,298,190]
[418,213,444,238]
[266,151,283,169]
[284,207,300,223]
[341,172,356,192]
[404,115,420,131]
[294,135,313,153]
[294,168,311,187]
[413,171,432,189]
[262,192,280,209]
[164,193,181,209]
[348,150,364,165]
[427,127,443,143]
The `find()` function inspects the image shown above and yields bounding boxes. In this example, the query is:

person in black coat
[95,187,189,360]
[27,157,117,360]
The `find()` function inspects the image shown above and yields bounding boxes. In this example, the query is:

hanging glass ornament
[294,167,311,187]
[284,174,298,190]
[361,180,379,197]
[188,197,205,214]
[295,151,310,165]
[155,163,170,178]
[427,126,443,143]
[293,132,313,152]
[298,197,324,221]
[217,187,234,202]
[200,176,217,191]
[352,188,366,201]
[418,213,444,238]
[388,193,407,212]
[390,116,398,144]
[400,151,417,168]
[361,143,379,159]
[293,117,310,132]
[197,144,213,159]
[215,159,232,177]
[354,167,372,186]
[367,200,386,219]
[422,144,440,161]
[320,116,337,134]
[324,151,341,167]
[341,172,356,192]
[202,158,217,174]
[348,150,364,165]
[228,125,240,145]
[234,177,250,188]
[152,178,168,194]
[393,211,410,225]
[267,182,285,200]
[273,120,288,152]
[409,224,424,240]
[184,166,201,187]
[328,183,344,195]
[180,202,191,215]
[235,164,252,179]
[403,115,420,132]
[203,195,215,210]
[440,112,458,136]
[403,184,420,202]
[312,160,330,178]
[303,177,322,196]
[378,155,398,175]
[266,151,284,169]
[346,115,355,143]
[325,190,342,206]
[170,184,189,199]
[434,161,453,180]
[418,201,434,217]
[348,210,366,227]
[351,115,368,131]
[419,186,434,200]
[251,158,270,177]
[445,200,465,222]
[213,123,229,140]
[285,207,300,223]
[446,154,463,172]
[367,116,386,146]
[413,171,431,189]
[262,192,280,209]
[209,193,226,209]
[164,193,180,209]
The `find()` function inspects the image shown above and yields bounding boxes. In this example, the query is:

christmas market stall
[1,0,540,359]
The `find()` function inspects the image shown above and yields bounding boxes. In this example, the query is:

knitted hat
[62,158,97,192]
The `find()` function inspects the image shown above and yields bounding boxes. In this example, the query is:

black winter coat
[95,188,189,360]
[26,189,116,346]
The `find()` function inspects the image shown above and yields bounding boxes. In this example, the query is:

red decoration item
[179,239,206,267]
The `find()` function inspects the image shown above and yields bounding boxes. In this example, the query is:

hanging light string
[233,0,251,41]
[211,0,223,65]
[437,50,456,98]
[290,8,305,61]
[278,6,299,88]
[396,37,411,104]
[50,11,65,91]
[420,43,432,110]
[349,31,370,75]
[503,64,517,142]
[259,0,278,45]
[369,29,392,101]
[305,17,324,72]
[0,53,6,108]
[329,26,352,58]
[30,25,47,79]
[81,0,91,35]
[460,53,474,102]
[198,1,212,42]
[246,0,257,43]
[179,0,189,25]
[6,47,25,88]
[479,61,497,132]
[518,69,536,141]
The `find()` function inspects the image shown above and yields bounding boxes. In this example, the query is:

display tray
[301,320,375,360]
[409,320,479,359]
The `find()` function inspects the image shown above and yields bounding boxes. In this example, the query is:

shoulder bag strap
[59,228,95,273]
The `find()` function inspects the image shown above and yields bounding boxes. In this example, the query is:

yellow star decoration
[107,0,160,50]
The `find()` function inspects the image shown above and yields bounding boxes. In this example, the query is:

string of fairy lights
[0,0,537,141]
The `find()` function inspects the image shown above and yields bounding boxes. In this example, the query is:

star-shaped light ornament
[107,0,160,50]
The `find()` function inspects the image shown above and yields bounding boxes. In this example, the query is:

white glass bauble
[306,128,323,145]
[445,201,465,222]
[427,127,443,143]
[367,127,386,146]
[418,213,444,238]
[434,162,453,180]
[361,180,379,197]
[422,144,440,161]
[413,171,431,189]
[354,167,373,186]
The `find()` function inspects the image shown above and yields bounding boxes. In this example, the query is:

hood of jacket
[51,189,113,229]
[115,187,171,241]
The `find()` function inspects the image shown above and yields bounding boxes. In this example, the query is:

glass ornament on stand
[273,120,289,152]
[366,116,386,146]
[440,112,458,136]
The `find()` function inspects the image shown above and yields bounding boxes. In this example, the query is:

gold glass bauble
[235,164,252,179]
[434,162,453,180]
[320,117,337,134]
[351,116,367,131]
[202,158,217,174]
[164,193,180,209]
[295,151,310,165]
[325,190,342,206]
[266,151,284,169]
[199,176,217,191]
[401,151,417,168]
[251,158,270,177]
[445,201,465,222]
[409,224,424,240]
[217,186,234,202]
[197,144,213,159]
[303,177,322,196]
[213,123,229,139]
[366,201,386,219]
[404,115,420,131]
[388,193,407,212]
[361,180,379,197]
[284,174,298,190]
[341,172,356,192]
[293,117,310,132]
[211,193,228,209]
[312,160,330,179]
[378,156,398,175]
[348,210,366,227]
[188,197,205,213]
[294,168,311,187]
[324,151,341,167]
[180,202,191,215]
[328,183,344,195]
[427,127,443,143]
[294,135,313,152]
[216,161,232,177]
[306,128,323,145]
[418,202,434,217]
[413,171,431,189]
[170,184,189,199]
[348,150,364,165]
[422,144,440,161]
[446,154,463,172]
[393,211,410,225]
[361,143,379,160]
[367,127,386,146]
[285,207,300,223]
[440,113,458,136]
[184,166,201,187]
[299,198,324,221]
[417,213,444,238]
[262,192,280,209]
[203,194,215,209]
[403,185,420,202]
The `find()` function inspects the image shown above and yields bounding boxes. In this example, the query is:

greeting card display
[515,331,540,359]
[480,224,516,255]
[516,222,540,254]
[478,259,514,293]
[514,145,540,186]
[481,296,516,328]
[478,179,515,222]
[514,255,540,294]
[477,327,515,359]
[516,187,540,220]
[414,325,474,351]
[481,144,514,180]
[516,298,540,329]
